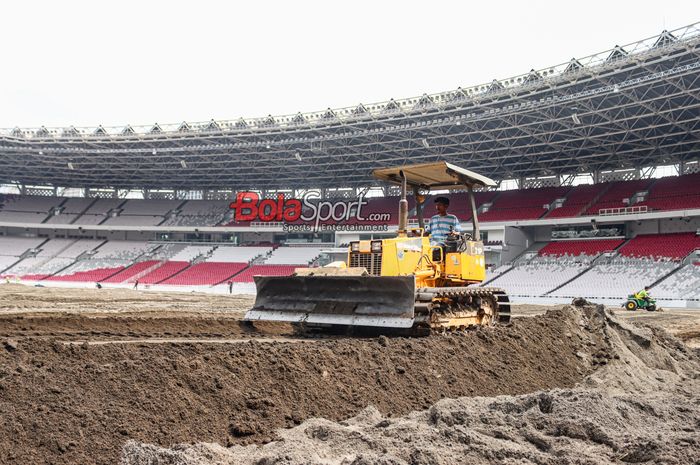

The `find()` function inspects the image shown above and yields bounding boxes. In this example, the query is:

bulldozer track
[416,286,511,329]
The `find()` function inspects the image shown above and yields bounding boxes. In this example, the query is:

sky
[1,0,699,129]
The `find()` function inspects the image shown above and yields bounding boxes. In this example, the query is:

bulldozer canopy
[372,161,497,191]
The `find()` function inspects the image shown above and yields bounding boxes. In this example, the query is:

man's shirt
[427,214,461,245]
[635,289,649,299]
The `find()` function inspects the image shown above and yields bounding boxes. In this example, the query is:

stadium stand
[101,260,162,284]
[119,199,182,216]
[72,214,106,225]
[159,262,248,285]
[43,263,126,282]
[208,246,271,263]
[264,246,324,265]
[538,238,624,257]
[0,236,45,274]
[42,240,157,282]
[584,179,652,215]
[82,198,123,215]
[102,215,164,226]
[137,261,190,284]
[1,173,698,230]
[3,238,104,280]
[487,259,590,296]
[92,240,154,260]
[0,195,63,213]
[545,184,601,218]
[479,187,569,222]
[0,236,45,254]
[170,245,214,261]
[549,258,677,299]
[618,232,700,260]
[45,213,79,224]
[0,211,50,224]
[484,264,511,283]
[425,192,498,221]
[160,200,230,227]
[637,173,700,212]
[652,263,700,299]
[61,197,96,214]
[231,264,299,283]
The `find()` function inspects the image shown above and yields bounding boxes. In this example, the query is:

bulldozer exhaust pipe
[398,170,408,235]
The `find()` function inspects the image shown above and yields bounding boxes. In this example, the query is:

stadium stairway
[41,239,108,281]
[648,262,687,289]
[68,198,100,224]
[580,183,613,216]
[155,200,189,226]
[39,198,68,224]
[0,238,48,276]
[96,200,128,225]
[480,241,551,286]
[481,265,513,286]
[97,244,163,283]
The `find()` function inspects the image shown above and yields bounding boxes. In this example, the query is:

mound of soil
[122,305,700,465]
[1,307,603,465]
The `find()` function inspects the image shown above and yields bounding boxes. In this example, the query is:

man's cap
[434,196,450,206]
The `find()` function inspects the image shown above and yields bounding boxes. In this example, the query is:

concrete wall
[501,226,535,263]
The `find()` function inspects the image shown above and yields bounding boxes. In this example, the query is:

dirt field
[0,284,698,465]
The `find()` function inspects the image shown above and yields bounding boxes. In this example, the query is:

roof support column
[467,184,481,241]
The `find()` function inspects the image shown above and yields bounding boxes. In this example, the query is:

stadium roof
[1,23,699,191]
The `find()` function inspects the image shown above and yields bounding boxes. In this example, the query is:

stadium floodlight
[38,150,43,155]
[67,162,74,170]
[180,159,187,169]
[613,84,621,92]
[421,138,430,148]
[571,113,581,125]
[266,144,271,149]
[294,152,302,161]
[152,148,157,155]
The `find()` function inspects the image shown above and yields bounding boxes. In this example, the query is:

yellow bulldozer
[244,161,510,335]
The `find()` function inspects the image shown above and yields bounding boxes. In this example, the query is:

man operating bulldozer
[426,196,461,245]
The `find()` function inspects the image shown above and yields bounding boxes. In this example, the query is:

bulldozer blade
[244,275,416,328]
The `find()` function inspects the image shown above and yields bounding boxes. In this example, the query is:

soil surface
[0,284,698,465]
[123,304,700,465]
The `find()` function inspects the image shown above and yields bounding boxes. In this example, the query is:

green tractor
[624,295,659,312]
